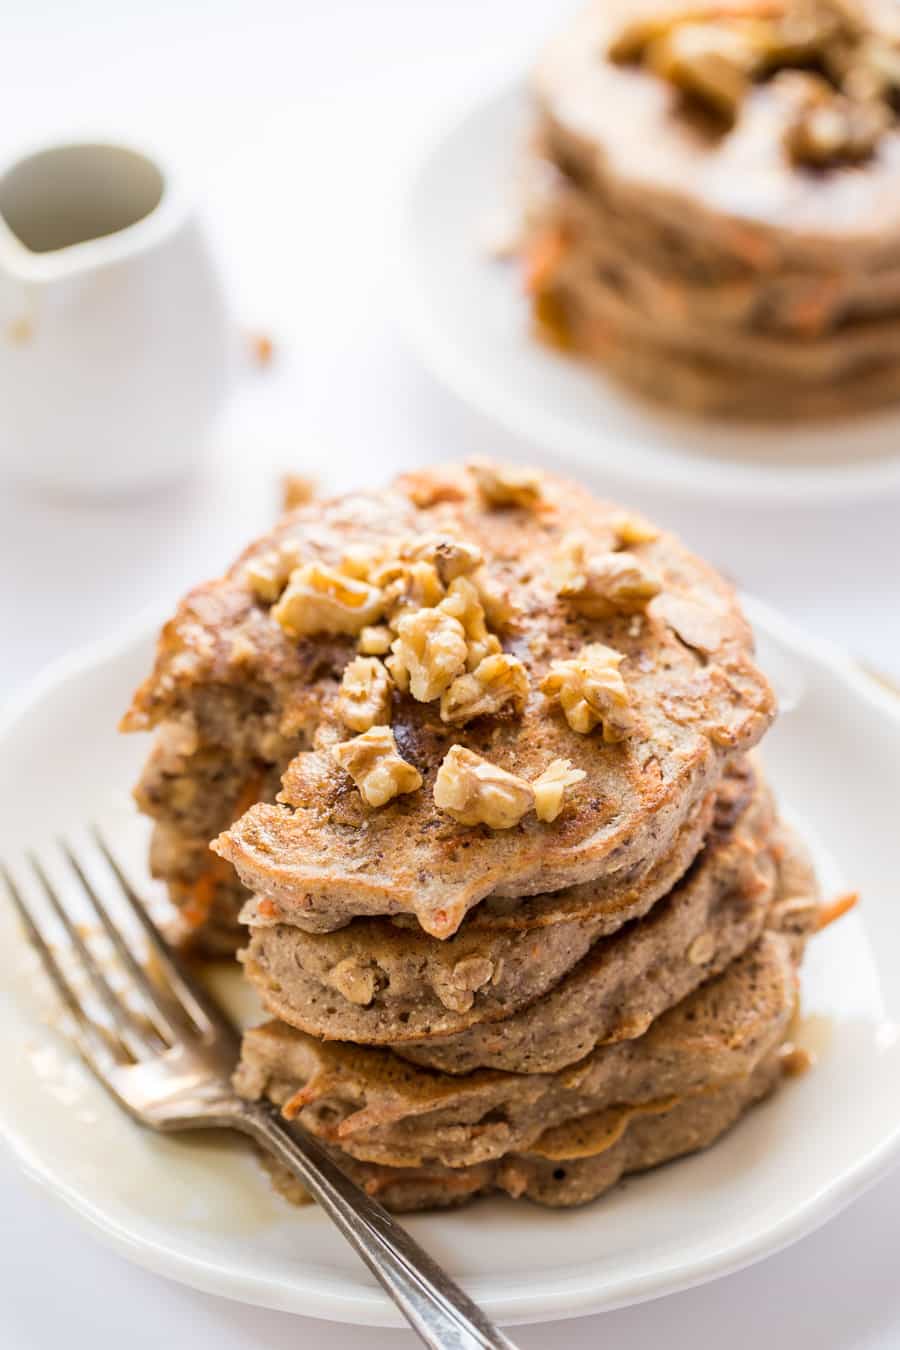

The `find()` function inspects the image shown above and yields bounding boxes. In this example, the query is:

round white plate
[400,83,900,505]
[1,606,899,1327]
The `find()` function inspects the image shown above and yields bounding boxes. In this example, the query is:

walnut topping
[327,956,381,1006]
[338,545,384,581]
[372,559,445,621]
[404,533,483,585]
[273,562,384,637]
[468,458,544,508]
[558,551,661,618]
[532,758,587,822]
[245,540,302,602]
[611,511,661,547]
[440,653,530,725]
[336,656,393,733]
[473,570,519,629]
[648,20,758,122]
[387,607,468,701]
[281,473,316,512]
[611,0,899,159]
[331,726,423,807]
[781,70,888,164]
[395,469,467,508]
[358,624,393,655]
[434,745,535,828]
[541,643,634,740]
[440,576,501,669]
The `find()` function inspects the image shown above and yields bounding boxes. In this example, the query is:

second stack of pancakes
[127,461,821,1210]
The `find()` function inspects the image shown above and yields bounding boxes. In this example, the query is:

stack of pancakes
[124,462,822,1210]
[523,0,900,419]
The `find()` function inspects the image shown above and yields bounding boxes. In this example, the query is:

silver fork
[2,829,519,1350]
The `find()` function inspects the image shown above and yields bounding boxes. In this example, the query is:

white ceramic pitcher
[0,140,233,496]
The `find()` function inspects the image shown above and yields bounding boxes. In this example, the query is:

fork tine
[60,840,185,1045]
[28,853,162,1060]
[2,862,127,1077]
[92,827,238,1043]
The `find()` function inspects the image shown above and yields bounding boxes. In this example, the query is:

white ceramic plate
[400,83,900,506]
[1,606,899,1327]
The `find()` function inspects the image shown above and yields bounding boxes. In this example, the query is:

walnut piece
[648,21,757,122]
[473,570,519,629]
[395,469,467,509]
[331,726,423,807]
[434,956,496,1012]
[273,562,384,636]
[336,656,393,733]
[611,511,661,547]
[440,652,530,724]
[245,540,302,602]
[558,550,661,618]
[468,458,544,508]
[281,473,316,512]
[532,758,587,822]
[387,607,468,701]
[541,643,634,740]
[373,559,445,621]
[781,70,888,164]
[327,956,381,1006]
[358,624,393,655]
[404,533,483,585]
[434,745,535,828]
[440,576,501,669]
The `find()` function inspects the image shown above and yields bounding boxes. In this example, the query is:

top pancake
[535,0,900,266]
[125,463,774,940]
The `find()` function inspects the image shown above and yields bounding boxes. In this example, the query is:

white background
[0,1,898,1346]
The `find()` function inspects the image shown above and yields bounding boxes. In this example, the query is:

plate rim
[397,80,900,508]
[2,602,900,1327]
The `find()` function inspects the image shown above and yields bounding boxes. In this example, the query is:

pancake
[236,926,800,1170]
[259,1053,784,1211]
[393,818,813,1075]
[241,758,769,1047]
[524,0,900,418]
[199,466,772,939]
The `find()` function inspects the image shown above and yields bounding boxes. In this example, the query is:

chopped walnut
[336,656,393,733]
[373,559,445,621]
[434,745,535,828]
[558,551,661,618]
[395,469,467,508]
[387,607,468,701]
[245,540,302,602]
[468,458,544,508]
[440,576,501,669]
[327,956,381,1006]
[404,533,483,585]
[532,758,587,822]
[541,643,634,740]
[648,21,758,122]
[331,726,423,807]
[281,473,316,512]
[435,956,496,1012]
[781,70,888,164]
[338,545,384,581]
[440,653,530,724]
[473,569,519,629]
[358,624,393,655]
[611,511,661,547]
[273,562,384,636]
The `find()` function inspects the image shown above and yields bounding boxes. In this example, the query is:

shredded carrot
[816,890,859,932]
[524,227,569,296]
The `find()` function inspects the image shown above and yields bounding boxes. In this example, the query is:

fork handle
[234,1100,519,1350]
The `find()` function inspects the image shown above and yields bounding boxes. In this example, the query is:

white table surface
[1,2,899,1346]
